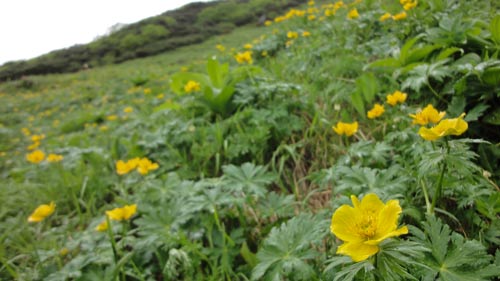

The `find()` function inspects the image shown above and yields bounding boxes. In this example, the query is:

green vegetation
[1,0,500,280]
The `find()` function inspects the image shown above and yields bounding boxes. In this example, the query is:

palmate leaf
[222,162,276,198]
[410,215,500,280]
[251,213,328,281]
[402,60,452,92]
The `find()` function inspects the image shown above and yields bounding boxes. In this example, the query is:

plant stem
[430,140,450,214]
[420,179,431,214]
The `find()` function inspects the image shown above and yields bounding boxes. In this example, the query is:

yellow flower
[392,11,407,20]
[332,121,358,137]
[27,141,40,151]
[347,9,359,19]
[244,43,253,50]
[106,115,118,121]
[379,12,392,21]
[330,194,408,262]
[308,0,315,6]
[386,90,407,106]
[403,0,417,10]
[31,134,45,142]
[22,127,31,136]
[106,204,137,221]
[136,157,159,175]
[308,14,316,21]
[47,153,63,163]
[264,20,272,26]
[26,150,45,163]
[287,31,299,39]
[95,220,109,232]
[367,104,385,119]
[115,159,138,175]
[418,113,468,141]
[235,51,253,64]
[28,201,56,222]
[184,80,201,93]
[302,31,311,37]
[261,51,268,57]
[409,104,446,125]
[123,107,134,113]
[216,44,226,52]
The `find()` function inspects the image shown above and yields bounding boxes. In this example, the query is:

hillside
[1,0,500,280]
[0,0,302,82]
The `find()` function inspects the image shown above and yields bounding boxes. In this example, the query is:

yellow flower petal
[337,241,379,262]
[331,205,364,243]
[28,201,56,222]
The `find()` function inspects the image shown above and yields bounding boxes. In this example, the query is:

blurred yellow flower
[143,88,152,95]
[26,150,45,163]
[47,153,63,163]
[367,104,385,119]
[332,121,358,137]
[308,14,316,21]
[244,43,253,49]
[106,115,118,121]
[264,20,272,26]
[27,141,40,151]
[116,159,137,175]
[31,134,45,142]
[302,31,311,37]
[123,107,134,113]
[386,90,407,106]
[235,51,253,64]
[22,127,31,136]
[216,44,225,52]
[418,113,468,141]
[392,11,407,20]
[347,8,359,19]
[380,12,392,21]
[409,104,446,125]
[287,31,299,39]
[106,204,137,221]
[184,80,201,93]
[330,193,408,262]
[403,0,417,10]
[95,220,108,232]
[137,157,159,175]
[28,201,56,222]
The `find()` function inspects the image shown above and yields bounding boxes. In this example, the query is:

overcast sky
[0,0,213,65]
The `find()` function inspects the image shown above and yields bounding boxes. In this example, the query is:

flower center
[358,215,377,239]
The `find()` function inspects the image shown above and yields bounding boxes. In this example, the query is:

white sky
[0,0,212,65]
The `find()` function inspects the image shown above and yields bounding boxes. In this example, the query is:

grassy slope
[1,0,499,280]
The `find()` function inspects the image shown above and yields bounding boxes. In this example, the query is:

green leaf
[490,14,500,45]
[240,242,258,268]
[355,73,379,104]
[411,215,500,280]
[206,58,229,88]
[222,162,276,198]
[252,213,327,280]
[350,89,366,117]
[464,104,489,122]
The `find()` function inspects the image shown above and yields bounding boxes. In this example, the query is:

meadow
[0,0,499,280]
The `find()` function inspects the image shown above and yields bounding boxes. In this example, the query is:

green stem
[430,140,450,214]
[105,217,119,264]
[420,179,431,214]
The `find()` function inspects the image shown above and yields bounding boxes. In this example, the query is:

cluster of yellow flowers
[27,133,45,151]
[26,150,64,164]
[410,104,468,141]
[184,80,201,93]
[216,44,226,52]
[115,157,159,176]
[330,193,408,261]
[380,0,416,22]
[366,90,407,120]
[95,204,137,232]
[322,1,345,17]
[235,51,253,64]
